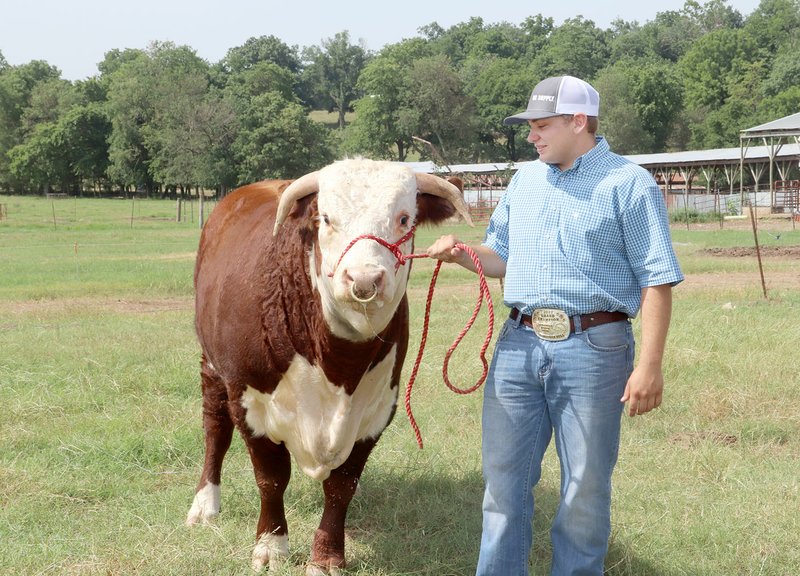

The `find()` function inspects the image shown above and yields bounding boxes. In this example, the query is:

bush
[669,208,723,224]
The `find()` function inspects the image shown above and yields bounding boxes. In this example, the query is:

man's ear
[572,113,589,133]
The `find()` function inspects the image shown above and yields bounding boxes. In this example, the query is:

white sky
[2,0,763,81]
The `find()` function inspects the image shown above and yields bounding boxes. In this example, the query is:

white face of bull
[312,161,418,341]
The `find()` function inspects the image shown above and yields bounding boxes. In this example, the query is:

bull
[186,158,471,574]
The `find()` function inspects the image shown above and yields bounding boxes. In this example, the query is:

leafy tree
[344,57,413,160]
[462,56,537,161]
[220,35,301,75]
[429,17,488,66]
[59,103,112,188]
[233,91,335,181]
[406,55,477,164]
[519,15,555,59]
[742,0,800,56]
[679,28,756,109]
[302,31,369,129]
[595,58,683,153]
[533,17,610,80]
[7,122,71,192]
[97,48,146,78]
[105,42,212,193]
[0,60,62,190]
[464,21,527,61]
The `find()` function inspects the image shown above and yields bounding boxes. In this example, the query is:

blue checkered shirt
[483,137,684,318]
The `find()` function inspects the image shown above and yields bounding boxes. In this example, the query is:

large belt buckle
[530,308,570,341]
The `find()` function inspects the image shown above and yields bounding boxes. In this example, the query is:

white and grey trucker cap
[503,75,600,125]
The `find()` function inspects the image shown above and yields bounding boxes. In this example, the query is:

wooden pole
[747,195,768,299]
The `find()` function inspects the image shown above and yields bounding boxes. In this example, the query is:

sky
[2,0,764,82]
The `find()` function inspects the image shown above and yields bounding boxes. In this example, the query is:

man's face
[526,114,581,169]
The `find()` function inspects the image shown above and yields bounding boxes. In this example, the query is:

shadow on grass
[343,467,663,576]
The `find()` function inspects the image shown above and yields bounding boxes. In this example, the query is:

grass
[1,196,799,575]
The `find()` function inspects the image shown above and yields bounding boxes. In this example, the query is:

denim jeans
[475,315,634,576]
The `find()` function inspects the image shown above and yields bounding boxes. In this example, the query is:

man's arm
[621,284,673,416]
[426,234,506,278]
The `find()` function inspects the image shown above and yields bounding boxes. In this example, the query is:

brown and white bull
[186,158,471,574]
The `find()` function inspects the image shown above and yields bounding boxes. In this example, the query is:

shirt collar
[547,136,608,174]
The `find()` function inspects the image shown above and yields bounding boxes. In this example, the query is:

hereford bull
[186,158,471,574]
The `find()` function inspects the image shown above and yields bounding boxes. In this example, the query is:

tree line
[0,0,798,196]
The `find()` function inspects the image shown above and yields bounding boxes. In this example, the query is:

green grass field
[1,195,799,575]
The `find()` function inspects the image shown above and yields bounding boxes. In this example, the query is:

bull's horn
[273,171,320,236]
[415,173,474,227]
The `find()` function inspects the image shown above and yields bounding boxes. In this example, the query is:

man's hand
[621,364,664,416]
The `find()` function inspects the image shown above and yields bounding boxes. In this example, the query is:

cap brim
[503,110,561,125]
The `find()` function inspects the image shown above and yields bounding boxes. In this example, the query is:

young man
[427,75,684,575]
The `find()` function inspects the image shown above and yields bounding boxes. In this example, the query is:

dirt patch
[681,270,800,291]
[5,296,192,316]
[702,245,800,258]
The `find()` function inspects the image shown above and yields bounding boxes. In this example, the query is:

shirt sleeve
[621,173,684,288]
[482,179,512,262]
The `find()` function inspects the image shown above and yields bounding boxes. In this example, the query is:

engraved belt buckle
[530,308,570,341]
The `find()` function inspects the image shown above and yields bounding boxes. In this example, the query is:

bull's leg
[241,432,292,573]
[307,438,378,576]
[186,360,234,525]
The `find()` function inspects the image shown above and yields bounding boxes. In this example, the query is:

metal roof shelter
[740,112,800,207]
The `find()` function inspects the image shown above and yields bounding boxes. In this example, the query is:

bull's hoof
[306,562,343,576]
[185,482,221,526]
[251,533,289,572]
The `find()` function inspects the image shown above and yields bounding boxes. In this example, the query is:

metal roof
[740,112,800,138]
[626,143,800,170]
[406,143,800,174]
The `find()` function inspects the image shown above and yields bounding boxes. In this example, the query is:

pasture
[1,195,799,575]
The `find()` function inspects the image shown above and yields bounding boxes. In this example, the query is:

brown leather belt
[510,308,629,333]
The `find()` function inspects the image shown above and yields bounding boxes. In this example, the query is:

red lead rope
[404,243,494,448]
[331,228,494,449]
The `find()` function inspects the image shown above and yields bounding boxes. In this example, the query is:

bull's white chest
[240,346,398,481]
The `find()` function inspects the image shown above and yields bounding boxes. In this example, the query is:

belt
[510,308,629,334]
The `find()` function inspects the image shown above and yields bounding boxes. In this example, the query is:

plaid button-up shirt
[484,137,684,318]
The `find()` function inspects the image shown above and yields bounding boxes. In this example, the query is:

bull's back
[195,181,290,378]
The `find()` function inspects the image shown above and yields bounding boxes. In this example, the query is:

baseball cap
[503,75,600,125]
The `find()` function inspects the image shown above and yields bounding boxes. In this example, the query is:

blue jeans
[476,315,634,576]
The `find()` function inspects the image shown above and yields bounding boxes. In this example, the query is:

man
[427,75,684,575]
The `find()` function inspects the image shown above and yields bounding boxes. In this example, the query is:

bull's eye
[399,215,409,227]
[321,214,330,226]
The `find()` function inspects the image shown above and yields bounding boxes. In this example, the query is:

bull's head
[273,159,472,340]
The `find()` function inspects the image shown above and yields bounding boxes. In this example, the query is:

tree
[462,56,537,161]
[221,35,302,75]
[406,55,477,164]
[344,57,413,160]
[594,59,683,153]
[105,41,214,193]
[302,31,369,129]
[742,0,800,56]
[233,91,335,181]
[0,60,62,191]
[679,28,756,110]
[533,17,610,80]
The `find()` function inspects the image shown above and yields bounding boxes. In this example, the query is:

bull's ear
[273,171,320,236]
[446,176,464,192]
[415,173,473,227]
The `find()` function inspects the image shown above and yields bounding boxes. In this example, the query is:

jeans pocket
[583,322,631,352]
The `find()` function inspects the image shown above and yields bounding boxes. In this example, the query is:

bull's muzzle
[344,267,385,303]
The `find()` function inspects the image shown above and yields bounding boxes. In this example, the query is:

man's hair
[562,114,599,134]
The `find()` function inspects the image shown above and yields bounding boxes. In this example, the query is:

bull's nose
[344,267,386,302]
